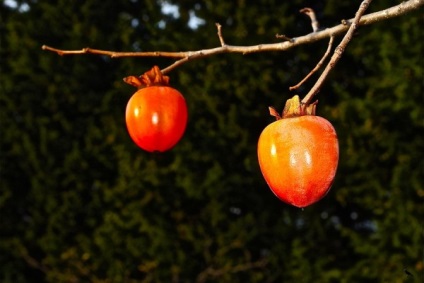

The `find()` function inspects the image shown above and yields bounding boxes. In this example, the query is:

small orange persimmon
[124,66,188,152]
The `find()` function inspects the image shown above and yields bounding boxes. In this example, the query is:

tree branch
[41,0,423,74]
[301,0,372,104]
[300,7,320,32]
[289,36,334,91]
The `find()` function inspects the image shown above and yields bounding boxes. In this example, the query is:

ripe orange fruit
[257,95,339,208]
[124,66,188,152]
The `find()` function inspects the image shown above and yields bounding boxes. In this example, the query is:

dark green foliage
[1,0,422,282]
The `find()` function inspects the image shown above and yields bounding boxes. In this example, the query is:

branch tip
[275,34,293,42]
[302,0,372,105]
[300,7,320,32]
[216,22,226,46]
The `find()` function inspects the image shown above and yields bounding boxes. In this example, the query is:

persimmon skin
[125,86,187,152]
[257,116,339,208]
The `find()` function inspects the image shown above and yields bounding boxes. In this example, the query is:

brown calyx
[123,66,170,89]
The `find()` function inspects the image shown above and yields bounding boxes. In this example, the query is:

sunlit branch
[216,23,226,47]
[41,0,423,75]
[274,34,293,42]
[289,36,334,91]
[301,0,372,104]
[300,7,320,32]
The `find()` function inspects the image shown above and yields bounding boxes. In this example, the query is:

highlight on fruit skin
[257,95,339,208]
[124,66,188,152]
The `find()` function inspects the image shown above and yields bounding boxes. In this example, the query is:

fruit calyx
[123,66,170,89]
[269,95,318,120]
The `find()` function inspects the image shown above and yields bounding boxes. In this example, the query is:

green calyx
[269,95,317,120]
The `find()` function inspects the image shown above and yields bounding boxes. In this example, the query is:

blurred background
[1,0,423,282]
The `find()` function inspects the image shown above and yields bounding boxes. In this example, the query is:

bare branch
[216,23,226,47]
[300,7,320,32]
[41,0,423,75]
[301,0,372,104]
[161,58,191,74]
[289,35,334,91]
[275,34,293,42]
[41,45,188,58]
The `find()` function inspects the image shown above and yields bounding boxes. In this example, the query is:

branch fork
[41,0,424,105]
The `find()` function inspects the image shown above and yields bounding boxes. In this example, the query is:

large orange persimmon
[257,95,339,208]
[124,66,188,152]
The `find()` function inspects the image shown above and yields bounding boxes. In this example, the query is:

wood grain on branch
[41,0,423,74]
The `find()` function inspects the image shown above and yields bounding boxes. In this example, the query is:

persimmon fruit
[124,66,188,152]
[257,95,339,208]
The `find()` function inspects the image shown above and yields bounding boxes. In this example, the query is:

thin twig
[300,8,320,32]
[275,34,293,42]
[41,45,188,58]
[301,0,372,105]
[163,23,229,74]
[160,58,188,74]
[289,35,334,91]
[216,23,226,46]
[41,0,423,74]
